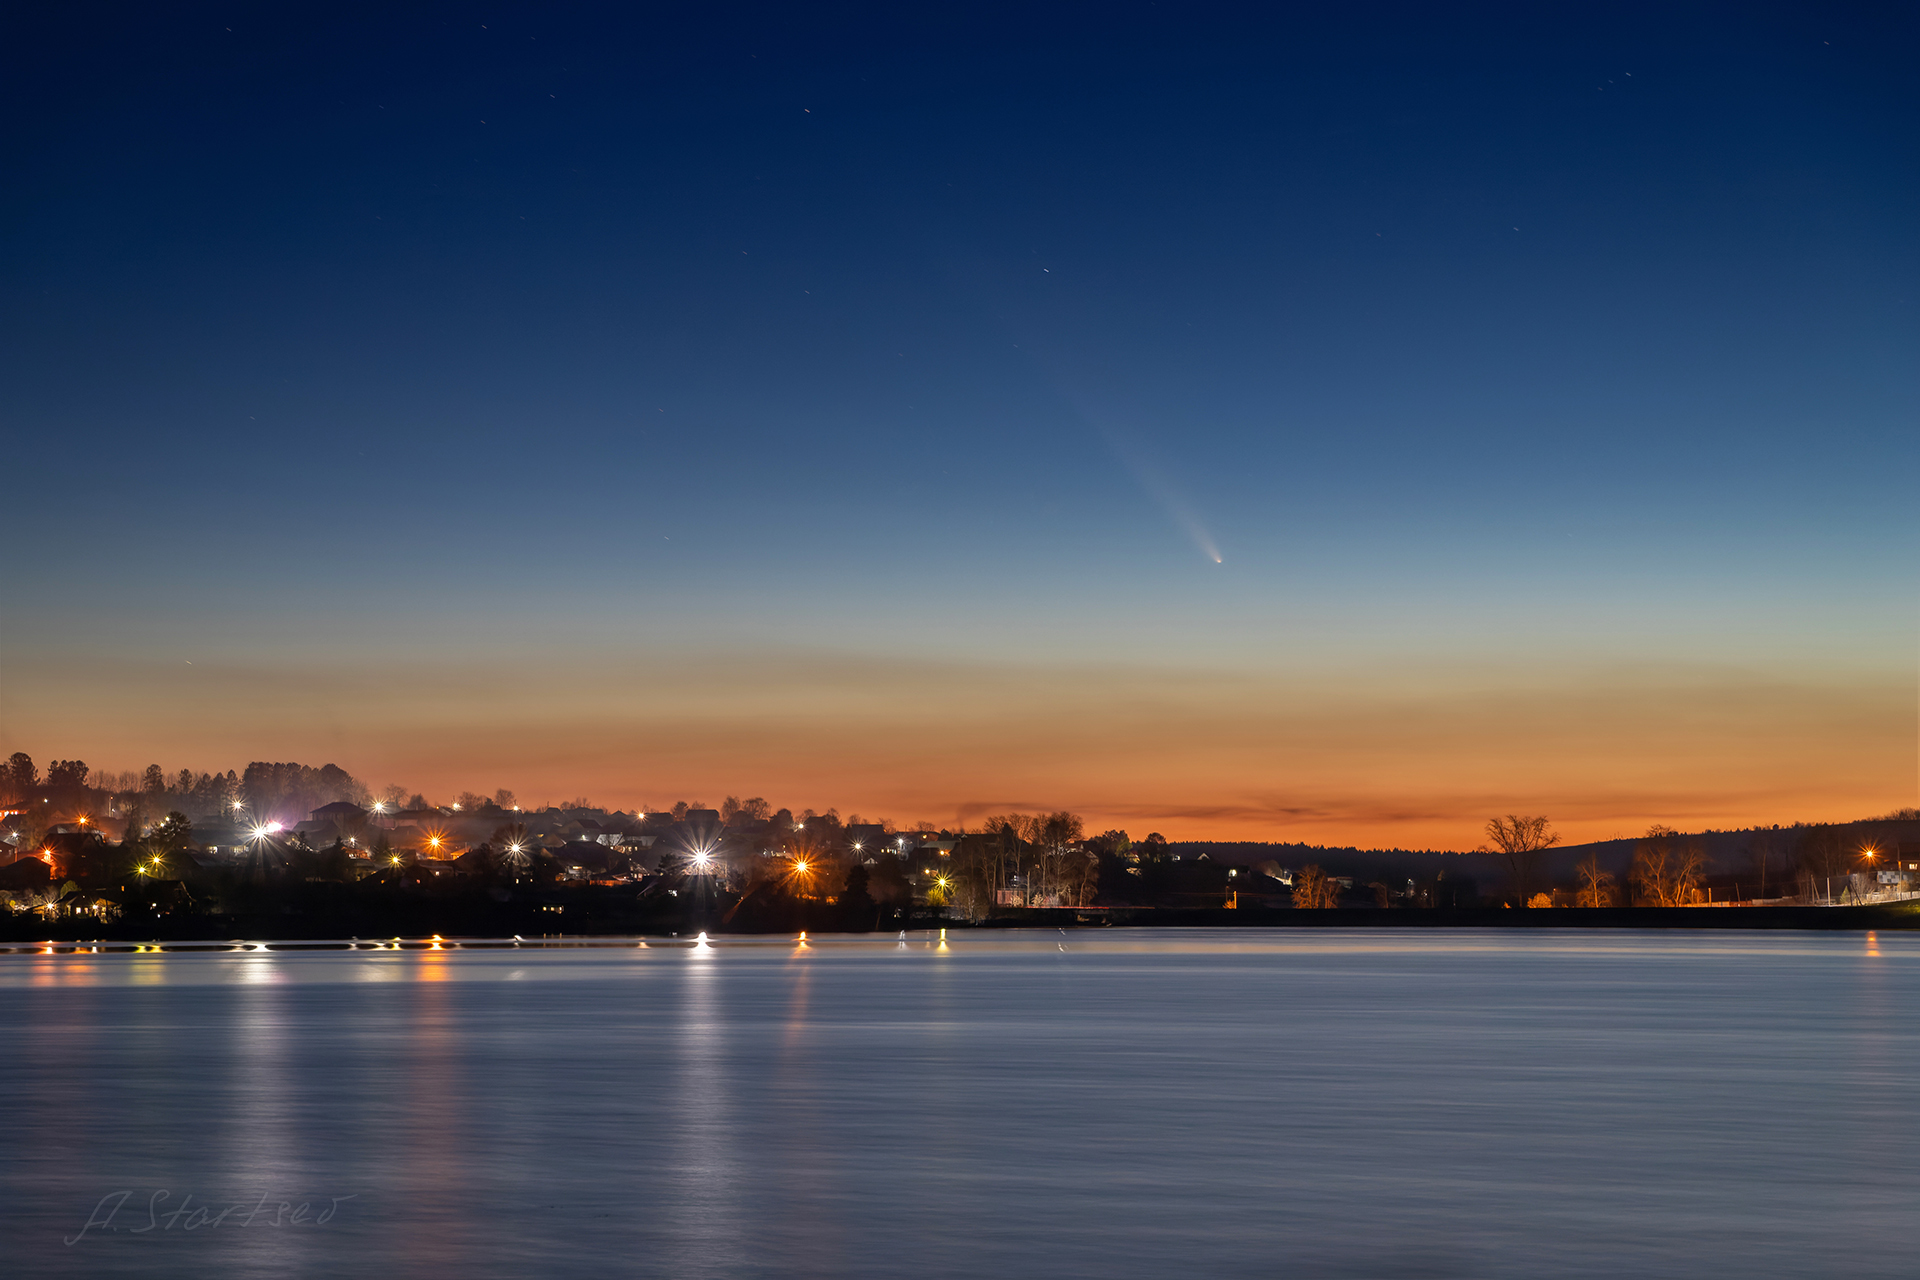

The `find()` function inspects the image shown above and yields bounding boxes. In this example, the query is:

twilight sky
[3,3,1915,846]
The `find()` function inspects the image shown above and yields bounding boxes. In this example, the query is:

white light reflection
[665,933,745,1270]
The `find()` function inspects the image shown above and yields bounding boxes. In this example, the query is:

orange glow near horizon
[6,649,1916,849]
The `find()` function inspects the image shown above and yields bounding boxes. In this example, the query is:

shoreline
[4,902,1917,945]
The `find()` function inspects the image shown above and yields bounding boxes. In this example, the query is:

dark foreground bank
[6,899,1918,943]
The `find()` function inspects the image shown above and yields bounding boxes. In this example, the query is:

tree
[380,784,409,809]
[1631,825,1706,906]
[151,811,193,854]
[1480,815,1561,905]
[1293,864,1339,909]
[1014,811,1085,906]
[1796,828,1849,901]
[493,788,517,810]
[840,862,876,930]
[948,829,1008,921]
[1064,846,1101,907]
[867,854,911,908]
[47,759,90,790]
[1575,853,1614,907]
[1746,831,1775,899]
[142,765,167,796]
[5,753,36,796]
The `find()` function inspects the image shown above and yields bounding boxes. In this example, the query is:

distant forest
[1170,811,1920,902]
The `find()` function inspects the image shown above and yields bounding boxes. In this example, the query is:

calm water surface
[2,928,1916,1278]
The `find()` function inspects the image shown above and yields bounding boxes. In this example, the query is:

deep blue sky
[3,3,1915,841]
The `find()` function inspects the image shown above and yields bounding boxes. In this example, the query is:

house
[553,840,622,878]
[38,831,112,879]
[0,855,52,890]
[453,846,495,876]
[129,879,196,913]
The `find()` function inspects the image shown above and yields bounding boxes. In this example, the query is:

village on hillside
[4,754,1919,929]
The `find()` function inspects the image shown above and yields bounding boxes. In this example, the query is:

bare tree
[1746,831,1774,899]
[1030,812,1084,906]
[1293,864,1339,909]
[1631,825,1706,906]
[1575,853,1614,907]
[1796,828,1850,902]
[1481,815,1561,905]
[1064,846,1101,908]
[947,828,1002,921]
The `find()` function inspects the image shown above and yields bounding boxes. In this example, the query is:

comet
[1073,395,1224,564]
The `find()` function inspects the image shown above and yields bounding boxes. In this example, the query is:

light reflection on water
[3,928,1918,1278]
